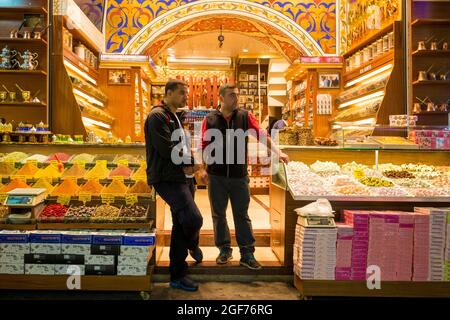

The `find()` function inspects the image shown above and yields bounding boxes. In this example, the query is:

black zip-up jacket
[204,108,249,178]
[144,103,193,185]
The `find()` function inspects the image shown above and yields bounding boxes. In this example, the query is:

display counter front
[270,147,450,267]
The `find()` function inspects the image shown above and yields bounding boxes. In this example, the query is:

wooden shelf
[0,70,47,75]
[0,6,47,14]
[294,275,450,298]
[0,102,46,107]
[412,19,450,27]
[412,49,450,57]
[73,85,107,104]
[37,220,154,230]
[64,48,99,78]
[0,37,47,45]
[344,24,394,58]
[0,223,36,230]
[413,80,450,85]
[413,111,449,115]
[0,273,152,291]
[343,51,394,81]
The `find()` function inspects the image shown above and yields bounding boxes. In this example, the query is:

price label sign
[112,176,125,183]
[50,160,58,166]
[0,193,7,204]
[117,160,129,167]
[353,169,365,180]
[11,175,27,182]
[26,160,38,167]
[57,195,71,206]
[73,160,86,168]
[101,194,115,204]
[125,194,138,206]
[78,192,92,204]
[96,160,108,167]
[133,175,146,182]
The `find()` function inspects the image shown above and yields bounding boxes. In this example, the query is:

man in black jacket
[144,79,204,292]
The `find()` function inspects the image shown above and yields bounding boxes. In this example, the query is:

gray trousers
[208,174,255,256]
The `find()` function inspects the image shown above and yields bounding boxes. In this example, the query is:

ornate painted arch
[121,0,326,57]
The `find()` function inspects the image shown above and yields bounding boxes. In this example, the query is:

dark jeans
[153,178,202,281]
[208,174,255,256]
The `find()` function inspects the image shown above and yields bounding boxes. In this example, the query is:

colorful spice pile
[113,154,142,164]
[70,153,96,163]
[0,206,9,219]
[46,153,71,163]
[79,179,104,195]
[0,162,17,177]
[21,154,48,163]
[39,204,68,221]
[62,164,87,179]
[92,204,120,221]
[65,205,95,222]
[127,180,152,195]
[131,166,147,180]
[93,154,116,162]
[109,165,132,179]
[0,179,30,193]
[359,177,394,187]
[16,162,40,178]
[34,164,64,179]
[383,170,415,179]
[32,178,54,194]
[3,152,28,163]
[102,180,128,195]
[118,206,147,222]
[85,163,110,179]
[51,179,80,196]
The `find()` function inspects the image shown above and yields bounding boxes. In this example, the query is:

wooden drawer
[270,209,282,261]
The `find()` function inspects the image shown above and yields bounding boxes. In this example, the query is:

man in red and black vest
[199,84,289,270]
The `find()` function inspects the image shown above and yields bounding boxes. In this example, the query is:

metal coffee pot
[23,31,32,39]
[439,71,449,81]
[413,102,422,114]
[427,102,436,112]
[417,41,426,51]
[10,29,19,38]
[18,50,39,70]
[443,42,449,50]
[0,46,18,69]
[430,42,438,51]
[418,71,428,81]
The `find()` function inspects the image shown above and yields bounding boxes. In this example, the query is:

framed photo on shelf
[255,96,260,103]
[248,88,257,96]
[108,69,131,85]
[318,72,340,89]
[249,74,258,81]
[260,88,267,96]
[239,73,249,82]
[239,103,245,108]
[245,102,254,109]
[240,88,248,95]
[260,73,266,82]
[246,95,254,102]
[239,82,248,89]
[239,95,247,104]
[249,82,258,89]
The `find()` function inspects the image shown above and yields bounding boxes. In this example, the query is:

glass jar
[377,39,383,55]
[363,47,371,63]
[383,35,389,52]
[371,43,377,58]
[388,32,395,50]
[354,51,361,67]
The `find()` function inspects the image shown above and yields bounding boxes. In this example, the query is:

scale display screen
[6,196,34,205]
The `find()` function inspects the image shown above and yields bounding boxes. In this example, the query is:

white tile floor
[164,189,270,231]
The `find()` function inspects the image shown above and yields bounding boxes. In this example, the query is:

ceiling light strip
[345,64,393,88]
[64,59,97,85]
[338,90,385,109]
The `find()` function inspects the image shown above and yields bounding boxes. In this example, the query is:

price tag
[50,160,58,166]
[133,175,146,182]
[101,194,115,204]
[96,160,108,167]
[26,160,38,166]
[57,195,71,206]
[78,192,92,204]
[112,176,125,183]
[353,169,365,180]
[125,194,138,206]
[0,193,7,204]
[11,175,27,182]
[73,160,86,168]
[117,159,129,167]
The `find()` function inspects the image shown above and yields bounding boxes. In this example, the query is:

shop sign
[57,195,71,206]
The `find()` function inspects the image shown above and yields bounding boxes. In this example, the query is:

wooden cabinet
[0,0,49,125]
